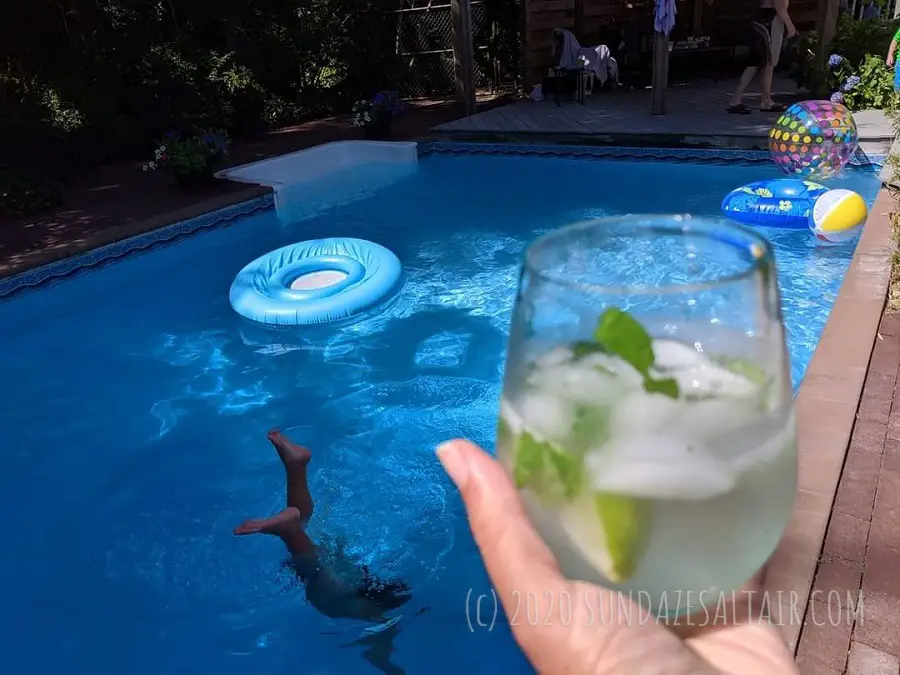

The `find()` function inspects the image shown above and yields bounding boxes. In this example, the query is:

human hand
[436,439,800,675]
[888,54,895,68]
[786,23,798,39]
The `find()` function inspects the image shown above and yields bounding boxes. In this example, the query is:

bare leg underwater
[234,430,412,673]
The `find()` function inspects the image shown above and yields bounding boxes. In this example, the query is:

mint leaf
[546,445,582,500]
[512,429,583,502]
[572,340,605,359]
[644,376,679,399]
[571,405,611,452]
[594,308,680,399]
[594,308,654,374]
[497,416,512,449]
[513,430,546,489]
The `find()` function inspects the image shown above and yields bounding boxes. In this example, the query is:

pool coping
[0,143,887,298]
[0,142,895,656]
[766,188,894,653]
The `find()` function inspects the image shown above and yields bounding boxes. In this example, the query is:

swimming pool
[0,145,883,675]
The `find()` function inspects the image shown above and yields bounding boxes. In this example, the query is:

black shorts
[748,19,775,67]
[356,564,411,612]
[745,9,780,68]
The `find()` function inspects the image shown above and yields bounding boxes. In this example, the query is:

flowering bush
[350,91,406,128]
[143,130,230,178]
[791,16,898,105]
[827,53,895,111]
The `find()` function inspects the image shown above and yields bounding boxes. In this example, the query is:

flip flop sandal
[760,103,787,112]
[727,104,752,115]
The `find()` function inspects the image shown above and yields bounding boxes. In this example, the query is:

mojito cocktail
[496,216,797,616]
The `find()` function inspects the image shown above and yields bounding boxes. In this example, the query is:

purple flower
[828,54,843,68]
[841,75,861,91]
[830,91,845,103]
[164,130,179,140]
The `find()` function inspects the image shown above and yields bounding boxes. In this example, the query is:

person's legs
[267,429,314,522]
[759,64,775,108]
[729,20,770,112]
[760,18,785,110]
[232,430,316,559]
[729,66,759,108]
[234,506,317,559]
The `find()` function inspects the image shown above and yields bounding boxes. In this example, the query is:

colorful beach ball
[810,189,867,243]
[769,100,858,180]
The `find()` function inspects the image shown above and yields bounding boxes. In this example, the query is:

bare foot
[233,506,303,536]
[267,429,311,467]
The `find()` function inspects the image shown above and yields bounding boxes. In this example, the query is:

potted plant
[143,130,231,189]
[351,91,407,140]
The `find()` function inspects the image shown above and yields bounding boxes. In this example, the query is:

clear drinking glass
[496,215,797,617]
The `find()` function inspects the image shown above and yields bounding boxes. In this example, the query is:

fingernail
[436,440,470,489]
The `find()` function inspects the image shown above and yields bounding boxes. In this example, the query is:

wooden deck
[433,76,893,153]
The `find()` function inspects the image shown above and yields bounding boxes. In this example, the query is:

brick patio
[796,312,900,675]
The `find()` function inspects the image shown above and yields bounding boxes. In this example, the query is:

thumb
[436,439,566,606]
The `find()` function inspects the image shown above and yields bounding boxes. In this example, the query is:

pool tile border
[0,143,885,301]
[0,194,274,299]
[417,141,887,170]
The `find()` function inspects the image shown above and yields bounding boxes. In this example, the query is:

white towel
[552,28,618,86]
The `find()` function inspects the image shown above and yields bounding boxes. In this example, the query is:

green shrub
[791,14,900,107]
[828,53,897,111]
[0,168,63,219]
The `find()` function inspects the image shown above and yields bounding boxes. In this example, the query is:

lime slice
[593,492,652,583]
[711,355,776,411]
[714,356,767,386]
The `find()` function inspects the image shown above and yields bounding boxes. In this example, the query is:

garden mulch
[0,94,510,278]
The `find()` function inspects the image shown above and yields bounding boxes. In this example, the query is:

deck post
[574,0,585,39]
[451,0,477,117]
[651,31,669,116]
[818,0,840,52]
[692,0,703,35]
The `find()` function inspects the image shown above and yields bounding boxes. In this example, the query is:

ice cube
[528,362,624,407]
[587,435,736,501]
[611,390,683,437]
[580,353,644,387]
[535,345,574,369]
[667,395,760,441]
[652,339,706,371]
[500,398,524,436]
[729,412,796,474]
[516,390,575,442]
[668,359,759,399]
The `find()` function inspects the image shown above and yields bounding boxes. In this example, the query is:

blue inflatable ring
[721,179,828,229]
[229,237,403,326]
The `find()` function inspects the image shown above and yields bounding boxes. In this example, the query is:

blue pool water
[0,150,882,675]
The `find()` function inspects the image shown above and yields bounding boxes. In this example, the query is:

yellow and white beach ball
[810,189,867,243]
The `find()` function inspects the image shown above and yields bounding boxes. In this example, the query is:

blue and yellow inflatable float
[721,179,828,229]
[229,237,403,326]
